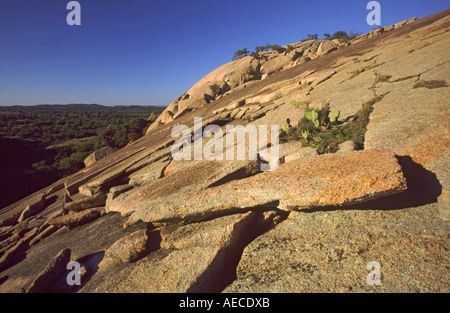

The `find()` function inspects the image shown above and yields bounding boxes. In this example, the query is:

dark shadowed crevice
[187,209,290,293]
[159,157,172,178]
[0,275,7,286]
[58,251,105,293]
[181,201,282,225]
[206,161,261,189]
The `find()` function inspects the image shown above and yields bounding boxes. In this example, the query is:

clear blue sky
[0,0,448,106]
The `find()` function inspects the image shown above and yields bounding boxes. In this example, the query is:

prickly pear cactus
[302,129,310,140]
[330,109,340,123]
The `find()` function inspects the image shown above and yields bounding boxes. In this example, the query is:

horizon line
[0,103,167,108]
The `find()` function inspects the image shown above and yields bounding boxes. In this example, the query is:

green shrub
[233,48,250,60]
[250,51,260,59]
[332,31,348,39]
[246,66,256,76]
[209,82,231,98]
[413,80,447,89]
[374,72,391,83]
[306,34,318,40]
[349,69,363,79]
[221,82,231,94]
[31,160,53,172]
[281,118,293,136]
[331,30,361,43]
[255,45,270,53]
[281,96,384,153]
[270,44,286,53]
[256,44,277,52]
[54,151,89,171]
[209,84,221,98]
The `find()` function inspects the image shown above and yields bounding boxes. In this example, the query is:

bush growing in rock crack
[280,96,384,154]
[209,82,231,99]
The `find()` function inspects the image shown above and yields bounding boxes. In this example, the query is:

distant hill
[38,103,104,108]
[0,103,164,110]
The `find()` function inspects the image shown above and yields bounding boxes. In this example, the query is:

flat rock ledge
[108,149,407,225]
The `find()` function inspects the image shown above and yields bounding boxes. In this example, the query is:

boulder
[336,141,357,154]
[0,213,21,228]
[260,55,292,75]
[317,40,337,55]
[394,17,417,29]
[49,208,105,229]
[106,184,133,201]
[293,56,310,66]
[12,218,46,237]
[128,157,170,186]
[0,231,35,272]
[64,193,107,212]
[29,225,58,247]
[45,183,64,197]
[17,193,46,223]
[157,110,174,125]
[225,100,245,111]
[234,108,248,120]
[384,24,395,32]
[172,106,191,120]
[229,108,241,120]
[105,185,134,213]
[104,229,148,263]
[27,248,71,293]
[126,150,407,224]
[332,39,342,45]
[84,146,118,167]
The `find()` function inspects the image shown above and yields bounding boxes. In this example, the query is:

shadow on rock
[0,275,8,286]
[52,251,105,293]
[45,195,59,207]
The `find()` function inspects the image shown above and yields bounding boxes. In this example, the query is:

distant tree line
[232,30,362,60]
[0,105,162,209]
[232,44,286,60]
[304,30,362,42]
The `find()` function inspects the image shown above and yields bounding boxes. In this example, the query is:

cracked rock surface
[0,10,449,293]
